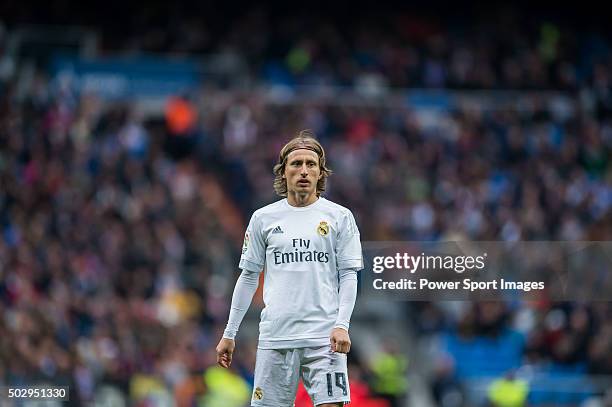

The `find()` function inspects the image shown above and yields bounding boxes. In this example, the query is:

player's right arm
[216,212,266,368]
[216,268,260,368]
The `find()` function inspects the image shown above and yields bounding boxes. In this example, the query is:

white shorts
[251,346,350,407]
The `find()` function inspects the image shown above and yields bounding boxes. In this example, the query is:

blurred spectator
[487,372,529,407]
[369,340,409,407]
[201,366,251,407]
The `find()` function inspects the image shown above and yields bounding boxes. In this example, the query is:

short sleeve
[336,210,364,271]
[239,213,266,273]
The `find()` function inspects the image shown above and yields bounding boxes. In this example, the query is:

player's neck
[287,192,319,207]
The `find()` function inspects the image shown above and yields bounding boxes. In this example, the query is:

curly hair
[273,130,332,197]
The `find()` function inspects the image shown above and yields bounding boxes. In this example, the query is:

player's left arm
[331,210,363,353]
[331,268,358,353]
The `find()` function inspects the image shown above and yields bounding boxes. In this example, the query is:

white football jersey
[239,197,363,349]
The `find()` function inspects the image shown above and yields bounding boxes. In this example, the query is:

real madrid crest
[242,232,249,254]
[253,387,263,400]
[317,221,329,236]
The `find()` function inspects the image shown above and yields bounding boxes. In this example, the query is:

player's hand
[330,328,351,353]
[216,338,235,368]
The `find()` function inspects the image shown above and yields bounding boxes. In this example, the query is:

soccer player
[216,130,363,407]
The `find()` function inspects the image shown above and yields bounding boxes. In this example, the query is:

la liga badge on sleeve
[242,232,249,253]
[253,387,263,400]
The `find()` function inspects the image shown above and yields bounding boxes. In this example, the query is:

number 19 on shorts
[326,373,347,396]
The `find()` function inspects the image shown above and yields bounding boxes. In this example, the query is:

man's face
[284,149,321,196]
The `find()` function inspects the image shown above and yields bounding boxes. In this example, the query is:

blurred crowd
[0,79,236,404]
[417,300,612,405]
[1,3,612,406]
[2,3,612,92]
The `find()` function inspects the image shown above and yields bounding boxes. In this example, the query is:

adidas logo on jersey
[272,226,284,234]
